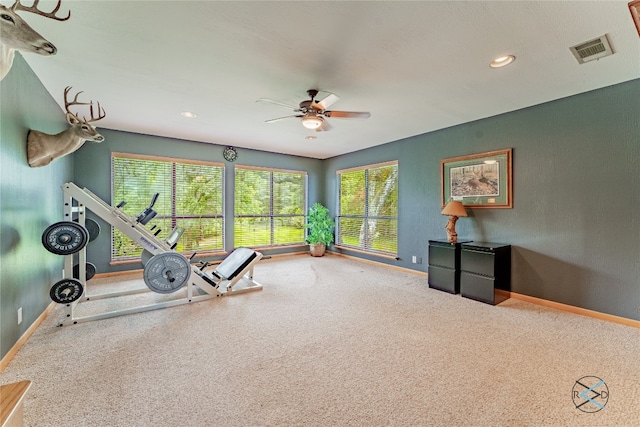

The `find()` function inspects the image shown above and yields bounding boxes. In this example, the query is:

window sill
[110,258,143,267]
[332,245,399,261]
[110,250,229,266]
[109,245,308,267]
[249,243,308,251]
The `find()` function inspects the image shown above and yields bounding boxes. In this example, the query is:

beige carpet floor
[1,254,638,426]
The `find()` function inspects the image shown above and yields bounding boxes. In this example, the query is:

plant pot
[309,243,326,257]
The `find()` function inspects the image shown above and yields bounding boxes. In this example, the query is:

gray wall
[72,129,324,274]
[0,55,73,360]
[324,79,640,320]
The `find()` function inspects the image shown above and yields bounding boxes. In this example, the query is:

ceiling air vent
[570,34,614,64]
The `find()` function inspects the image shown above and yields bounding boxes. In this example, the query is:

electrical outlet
[412,256,417,263]
[18,307,22,325]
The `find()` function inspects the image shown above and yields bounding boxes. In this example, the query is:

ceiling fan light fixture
[490,55,516,68]
[302,115,323,129]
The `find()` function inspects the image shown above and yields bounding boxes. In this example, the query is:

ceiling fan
[256,89,371,131]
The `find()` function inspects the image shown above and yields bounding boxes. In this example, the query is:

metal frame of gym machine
[56,182,263,325]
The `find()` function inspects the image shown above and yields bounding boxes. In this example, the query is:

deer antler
[64,86,90,114]
[86,101,106,123]
[64,86,106,123]
[11,0,71,21]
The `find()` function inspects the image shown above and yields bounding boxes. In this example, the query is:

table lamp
[441,201,467,243]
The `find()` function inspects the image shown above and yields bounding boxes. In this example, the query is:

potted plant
[304,202,335,257]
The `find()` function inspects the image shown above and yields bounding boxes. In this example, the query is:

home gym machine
[41,182,263,325]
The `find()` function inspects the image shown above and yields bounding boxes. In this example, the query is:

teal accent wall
[72,129,324,274]
[324,79,640,320]
[0,54,73,360]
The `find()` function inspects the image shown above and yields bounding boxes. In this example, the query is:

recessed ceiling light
[181,111,197,118]
[490,55,516,68]
[305,135,317,140]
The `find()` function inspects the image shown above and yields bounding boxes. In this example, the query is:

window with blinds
[337,161,398,256]
[234,166,306,247]
[111,153,224,260]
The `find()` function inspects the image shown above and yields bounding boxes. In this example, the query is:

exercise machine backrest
[215,247,259,280]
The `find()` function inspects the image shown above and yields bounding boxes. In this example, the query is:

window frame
[233,164,308,249]
[110,152,225,262]
[336,160,399,257]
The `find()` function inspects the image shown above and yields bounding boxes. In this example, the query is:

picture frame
[441,148,512,208]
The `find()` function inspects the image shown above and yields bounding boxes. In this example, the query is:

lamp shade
[441,201,467,217]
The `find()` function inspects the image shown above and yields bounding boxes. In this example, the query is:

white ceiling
[17,1,640,159]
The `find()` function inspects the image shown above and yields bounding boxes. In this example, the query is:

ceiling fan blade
[313,93,340,110]
[265,115,303,123]
[256,98,298,110]
[316,120,332,132]
[324,110,371,119]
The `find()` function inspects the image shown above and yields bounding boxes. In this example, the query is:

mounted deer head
[27,86,106,167]
[0,0,70,80]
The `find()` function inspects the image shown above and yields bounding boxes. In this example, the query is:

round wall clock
[223,146,238,162]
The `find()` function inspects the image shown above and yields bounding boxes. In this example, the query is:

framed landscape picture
[441,148,512,208]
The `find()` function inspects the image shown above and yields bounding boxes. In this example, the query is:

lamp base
[445,215,459,243]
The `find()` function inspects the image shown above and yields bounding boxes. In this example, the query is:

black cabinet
[428,240,469,294]
[460,242,511,305]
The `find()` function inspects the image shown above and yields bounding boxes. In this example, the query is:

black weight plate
[73,262,97,280]
[73,218,100,242]
[85,218,101,242]
[42,221,89,255]
[50,278,84,304]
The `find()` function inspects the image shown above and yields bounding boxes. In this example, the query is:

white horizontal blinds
[337,161,398,255]
[272,171,305,245]
[173,162,224,254]
[111,154,224,261]
[338,169,365,248]
[112,156,172,260]
[235,168,270,247]
[234,166,306,248]
[366,163,398,254]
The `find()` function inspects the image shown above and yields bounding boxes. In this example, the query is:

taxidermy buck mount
[0,0,70,81]
[27,86,106,167]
